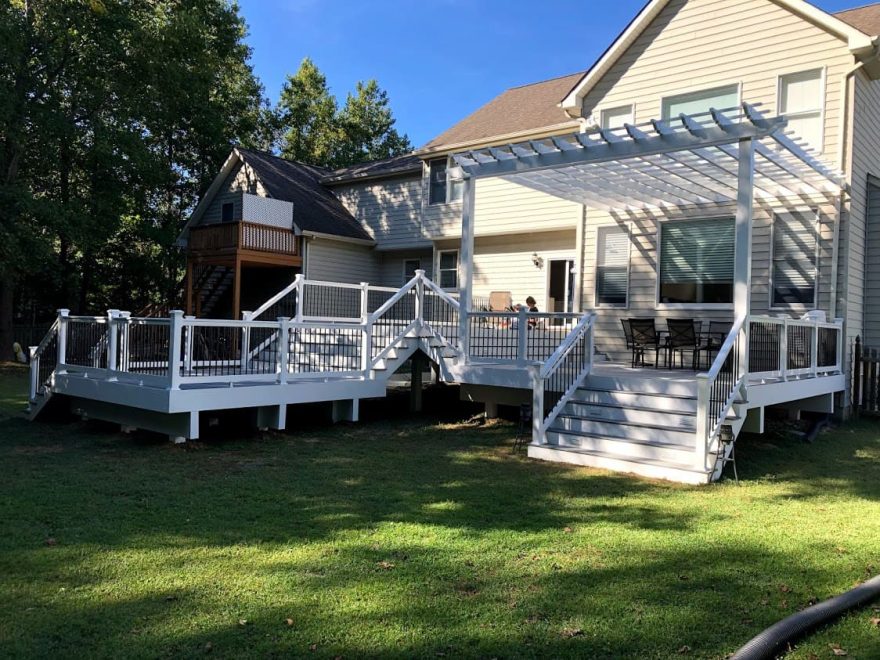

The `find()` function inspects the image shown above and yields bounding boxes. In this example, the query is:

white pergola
[452,103,845,354]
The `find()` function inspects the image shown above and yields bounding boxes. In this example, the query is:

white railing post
[695,374,710,472]
[294,275,304,324]
[107,309,120,374]
[415,270,425,324]
[359,282,370,322]
[184,315,195,376]
[168,310,184,390]
[811,322,819,377]
[117,312,131,372]
[361,322,372,376]
[277,317,290,384]
[517,306,528,364]
[240,311,251,373]
[458,175,475,362]
[28,346,39,401]
[57,309,70,366]
[781,317,789,381]
[531,365,544,445]
[835,320,844,372]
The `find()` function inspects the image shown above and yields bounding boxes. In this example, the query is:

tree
[333,80,412,168]
[276,58,338,166]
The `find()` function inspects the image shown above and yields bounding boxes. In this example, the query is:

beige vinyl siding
[378,250,433,288]
[422,177,583,239]
[200,162,264,225]
[581,0,853,163]
[304,238,379,284]
[332,176,428,248]
[581,202,836,362]
[848,74,880,347]
[436,230,577,311]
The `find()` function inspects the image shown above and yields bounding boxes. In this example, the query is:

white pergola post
[734,138,755,377]
[458,175,475,359]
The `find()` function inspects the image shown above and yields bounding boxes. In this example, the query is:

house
[27,0,880,484]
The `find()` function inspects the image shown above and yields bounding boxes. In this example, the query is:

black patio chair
[621,318,634,351]
[628,318,662,368]
[666,318,700,369]
[697,321,733,370]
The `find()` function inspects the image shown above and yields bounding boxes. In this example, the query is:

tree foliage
[273,58,412,169]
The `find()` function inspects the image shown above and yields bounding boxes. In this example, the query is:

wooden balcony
[189,221,299,260]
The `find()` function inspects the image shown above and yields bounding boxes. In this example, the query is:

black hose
[731,574,880,660]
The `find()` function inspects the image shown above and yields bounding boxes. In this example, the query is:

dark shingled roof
[235,148,372,242]
[321,153,422,185]
[835,2,880,36]
[420,71,584,151]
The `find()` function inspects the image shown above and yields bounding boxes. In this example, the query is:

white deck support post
[734,137,755,375]
[57,309,70,367]
[811,321,819,377]
[277,317,290,384]
[359,282,370,322]
[694,375,709,471]
[28,345,39,401]
[781,317,789,381]
[517,305,528,365]
[168,310,184,390]
[183,315,195,376]
[117,311,131,372]
[240,311,251,373]
[458,175,475,360]
[531,364,545,445]
[414,270,425,324]
[107,309,120,375]
[294,274,304,324]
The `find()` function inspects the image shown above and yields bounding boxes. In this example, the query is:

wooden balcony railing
[189,221,298,256]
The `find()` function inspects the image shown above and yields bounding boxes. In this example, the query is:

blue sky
[237,0,865,147]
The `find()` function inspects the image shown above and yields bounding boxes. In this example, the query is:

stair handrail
[247,274,303,321]
[420,276,461,311]
[533,312,596,443]
[694,313,747,472]
[366,272,422,324]
[28,316,62,401]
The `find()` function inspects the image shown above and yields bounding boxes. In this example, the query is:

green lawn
[0,367,878,659]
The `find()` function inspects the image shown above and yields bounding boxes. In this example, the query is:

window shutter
[596,227,629,305]
[772,211,817,305]
[660,218,735,284]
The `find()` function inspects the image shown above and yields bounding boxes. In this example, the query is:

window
[772,210,818,306]
[779,69,824,152]
[221,202,234,223]
[437,250,458,289]
[403,258,421,285]
[429,158,462,204]
[595,226,630,306]
[659,218,735,305]
[600,104,634,129]
[661,84,740,122]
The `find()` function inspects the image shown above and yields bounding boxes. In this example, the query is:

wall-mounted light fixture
[531,252,544,269]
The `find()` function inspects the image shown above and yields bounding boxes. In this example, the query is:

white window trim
[654,215,736,311]
[659,82,742,121]
[594,224,631,309]
[599,103,635,130]
[776,67,826,155]
[769,208,820,311]
[427,157,463,206]
[436,248,459,290]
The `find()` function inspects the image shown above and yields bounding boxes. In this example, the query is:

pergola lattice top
[451,103,844,212]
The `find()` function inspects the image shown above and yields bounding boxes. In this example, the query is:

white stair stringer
[533,373,748,485]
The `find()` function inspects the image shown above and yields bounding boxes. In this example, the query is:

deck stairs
[534,368,748,484]
[197,266,233,317]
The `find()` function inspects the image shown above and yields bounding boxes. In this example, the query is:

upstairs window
[221,202,234,223]
[779,69,824,152]
[403,258,421,286]
[595,226,630,306]
[437,250,459,289]
[600,104,634,129]
[662,84,740,122]
[429,158,462,204]
[659,218,735,305]
[772,210,818,307]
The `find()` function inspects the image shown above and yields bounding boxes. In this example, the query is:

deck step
[562,400,696,427]
[551,414,695,444]
[548,429,695,464]
[528,444,711,485]
[572,388,698,414]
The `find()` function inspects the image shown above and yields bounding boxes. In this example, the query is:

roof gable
[561,0,876,113]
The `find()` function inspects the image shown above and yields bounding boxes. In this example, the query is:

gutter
[299,229,376,247]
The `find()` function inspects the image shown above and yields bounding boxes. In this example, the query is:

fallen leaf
[780,584,791,593]
[45,537,57,547]
[870,617,880,627]
[238,619,247,626]
[285,618,294,626]
[563,526,573,534]
[164,595,178,602]
[830,644,848,656]
[309,643,318,652]
[561,627,584,638]
[677,645,691,654]
[377,561,395,570]
[204,641,213,653]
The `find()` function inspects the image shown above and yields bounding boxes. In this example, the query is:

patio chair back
[707,321,732,346]
[629,318,658,346]
[489,291,513,312]
[620,318,634,349]
[666,318,698,348]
